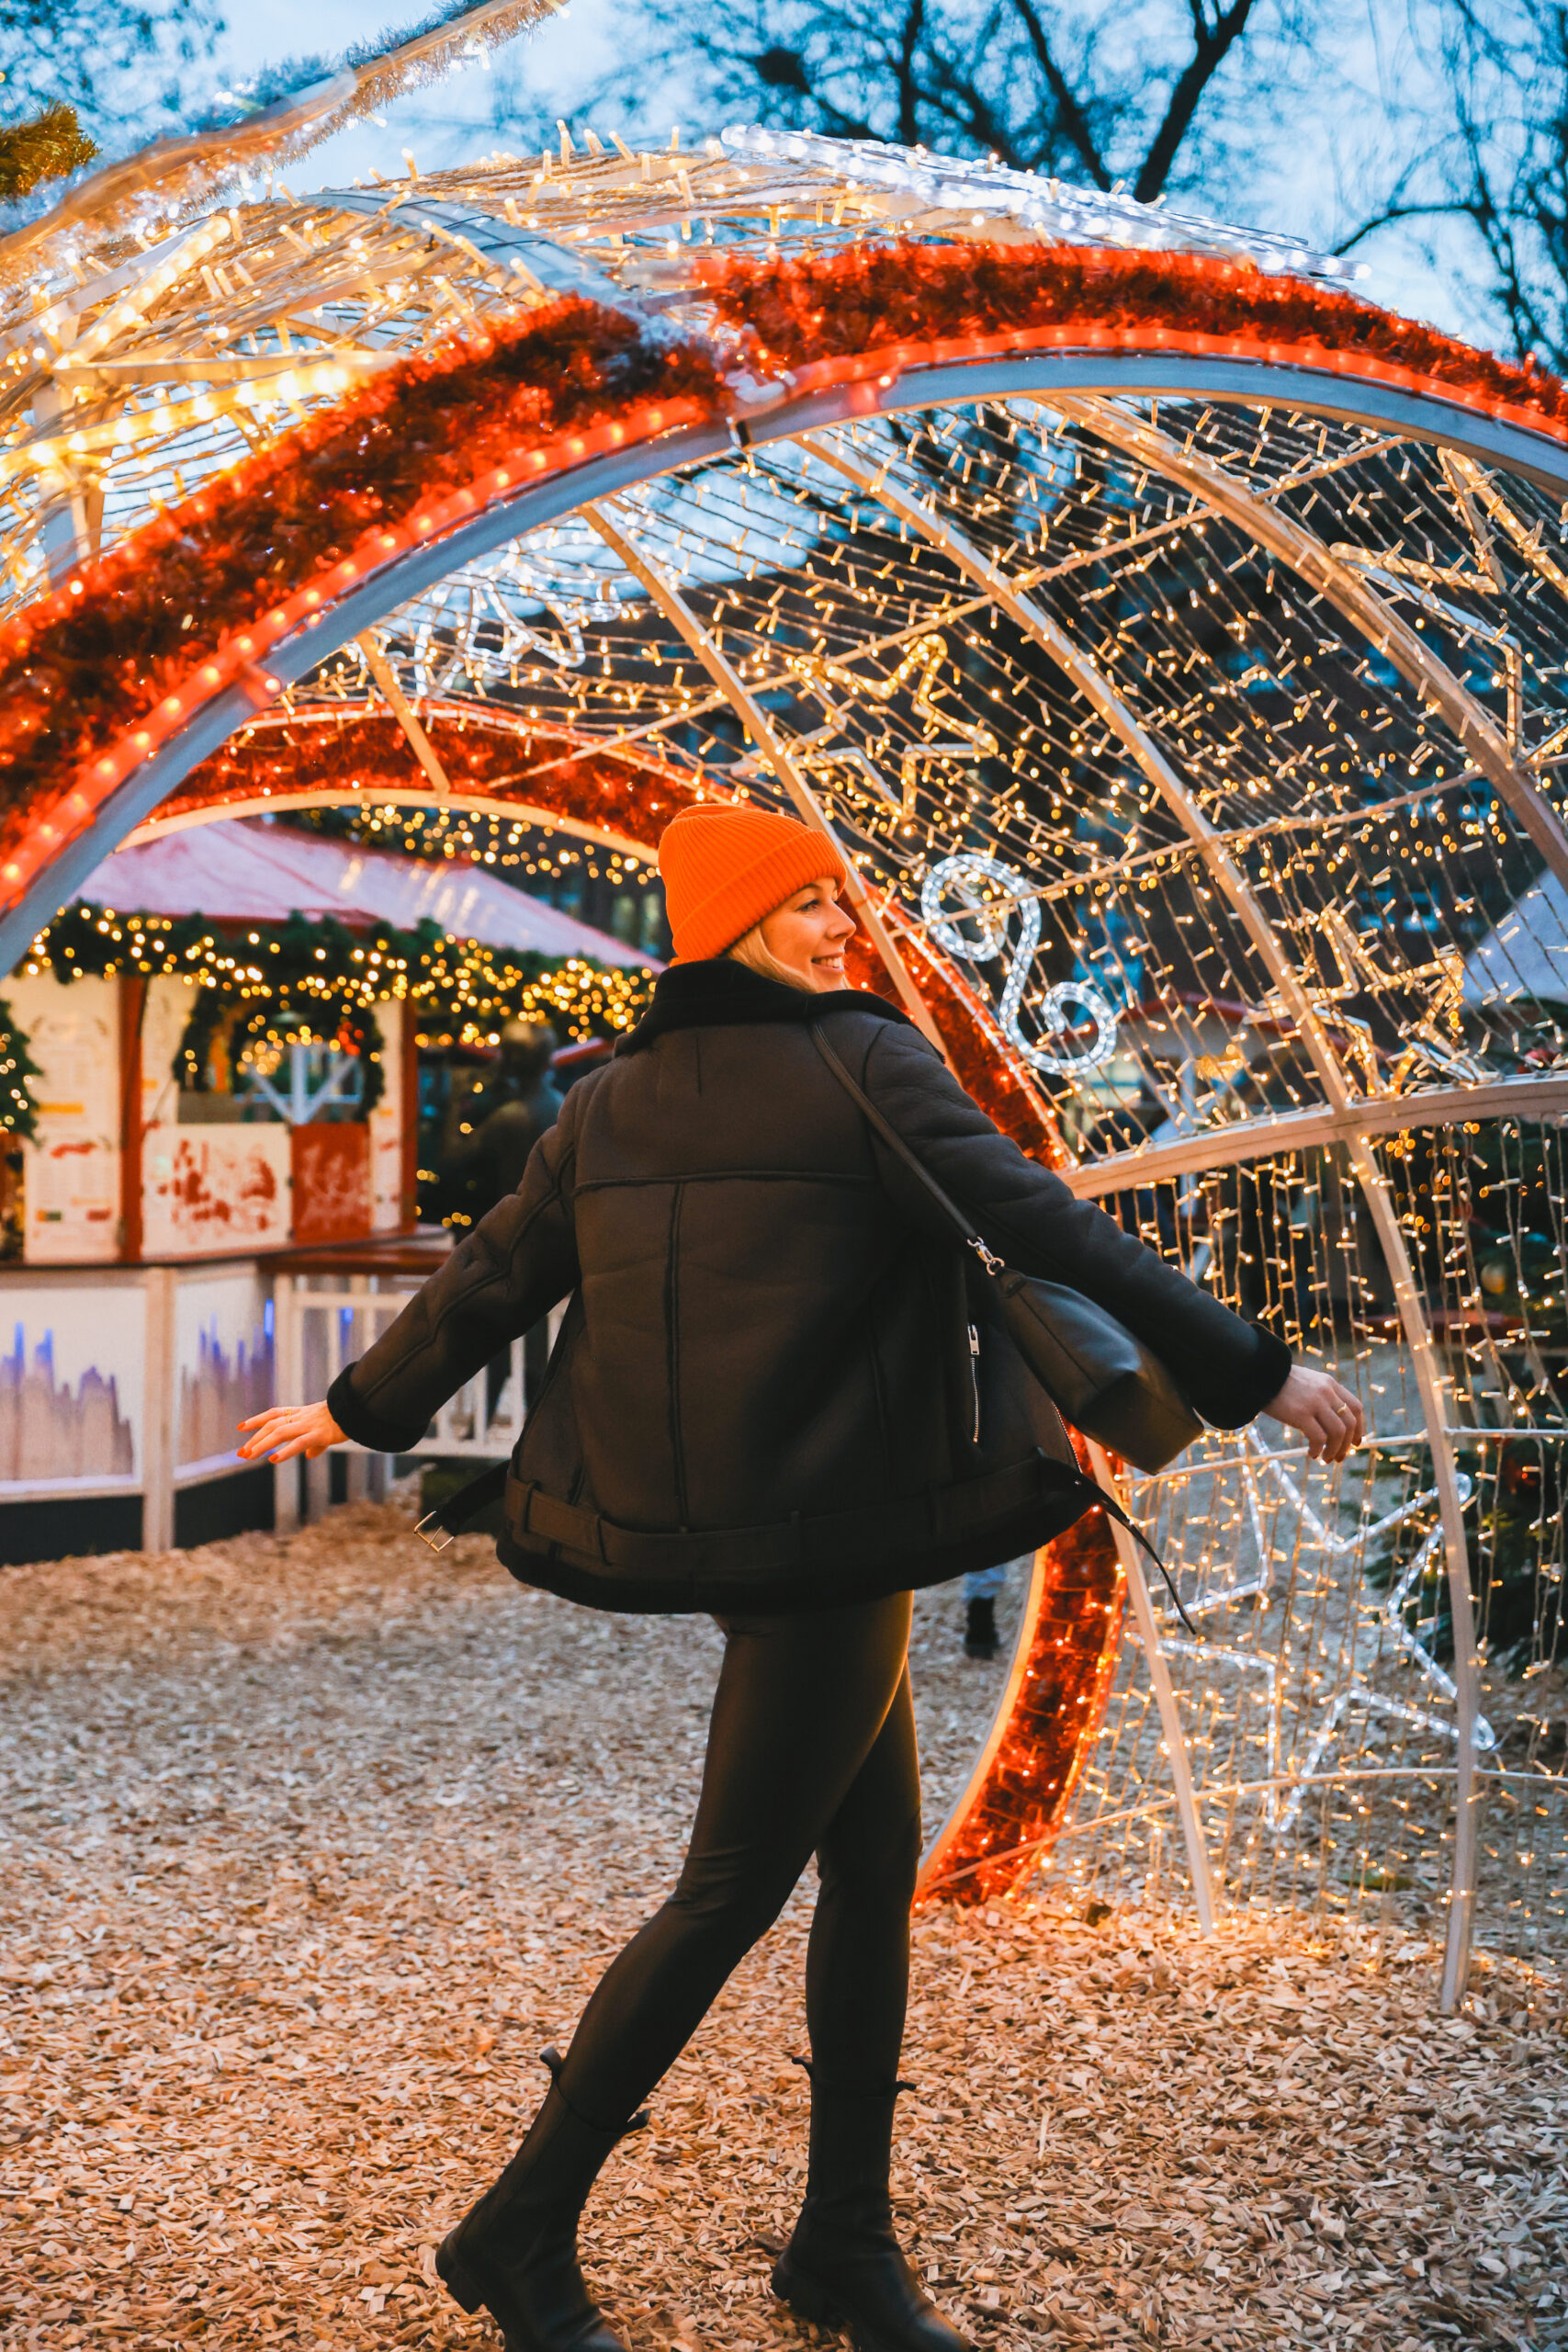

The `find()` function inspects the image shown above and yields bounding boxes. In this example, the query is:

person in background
[438,1020,564,1412]
[442,1018,563,1215]
[961,1561,1013,1657]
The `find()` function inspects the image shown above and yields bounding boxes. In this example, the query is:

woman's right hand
[237,1400,345,1464]
[1263,1366,1365,1464]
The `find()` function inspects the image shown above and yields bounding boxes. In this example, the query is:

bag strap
[813,1023,1196,1637]
[1089,1484,1197,1636]
[812,1025,1004,1279]
[414,1457,508,1554]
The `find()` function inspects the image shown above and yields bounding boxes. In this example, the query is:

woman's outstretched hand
[1263,1365,1365,1464]
[237,1401,345,1464]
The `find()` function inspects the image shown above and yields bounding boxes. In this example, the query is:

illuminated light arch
[128,705,712,860]
[5,275,1568,968]
[6,143,1568,1991]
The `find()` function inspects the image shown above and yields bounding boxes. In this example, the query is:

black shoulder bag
[812,1027,1199,1628]
[813,1025,1205,1478]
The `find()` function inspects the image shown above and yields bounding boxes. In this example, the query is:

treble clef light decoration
[920,853,1119,1079]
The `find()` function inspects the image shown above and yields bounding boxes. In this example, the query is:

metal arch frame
[355,635,457,799]
[2,344,1562,1998]
[807,428,1485,2005]
[126,695,707,862]
[807,431,1368,1106]
[126,785,660,863]
[778,351,1568,493]
[1041,391,1565,2001]
[1087,1440,1217,1934]
[8,345,1568,970]
[0,420,742,977]
[809,427,1314,1933]
[1048,393,1568,899]
[1057,1075,1568,1196]
[1346,1145,1484,2012]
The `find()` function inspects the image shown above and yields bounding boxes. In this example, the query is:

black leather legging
[558,1591,920,2128]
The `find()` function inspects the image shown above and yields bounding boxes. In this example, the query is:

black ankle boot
[964,1597,998,1658]
[773,2076,969,2352]
[435,2049,641,2352]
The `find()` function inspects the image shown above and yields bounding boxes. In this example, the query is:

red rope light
[0,302,721,907]
[5,243,1564,923]
[154,707,705,842]
[702,240,1568,436]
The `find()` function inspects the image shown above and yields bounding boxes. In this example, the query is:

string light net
[2,123,1565,2003]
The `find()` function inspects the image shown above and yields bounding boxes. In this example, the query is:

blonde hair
[726,922,812,991]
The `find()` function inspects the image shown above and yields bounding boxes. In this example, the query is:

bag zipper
[967,1323,982,1444]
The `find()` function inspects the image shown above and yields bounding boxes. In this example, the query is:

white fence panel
[273,1274,565,1527]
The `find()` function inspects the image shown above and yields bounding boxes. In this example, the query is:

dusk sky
[197,0,1484,346]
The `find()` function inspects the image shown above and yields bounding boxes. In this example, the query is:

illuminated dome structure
[3,114,1565,2009]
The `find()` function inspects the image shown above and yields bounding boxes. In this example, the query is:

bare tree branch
[1334,198,1470,254]
[1404,0,1568,368]
[919,73,1032,171]
[896,0,925,146]
[1134,0,1257,201]
[0,0,220,152]
[572,0,1314,206]
[1005,0,1112,187]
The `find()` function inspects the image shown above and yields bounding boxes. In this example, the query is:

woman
[240,802,1361,2352]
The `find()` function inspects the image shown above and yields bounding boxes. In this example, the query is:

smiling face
[746,876,858,991]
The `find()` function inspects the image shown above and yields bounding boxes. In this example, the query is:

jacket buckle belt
[517,1481,611,1564]
[502,1452,1076,1583]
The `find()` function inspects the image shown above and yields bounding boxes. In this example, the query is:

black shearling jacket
[329,960,1290,1612]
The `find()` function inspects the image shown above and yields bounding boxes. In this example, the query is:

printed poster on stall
[141,1125,292,1257]
[0,1284,144,1492]
[8,973,120,1263]
[175,1271,276,1479]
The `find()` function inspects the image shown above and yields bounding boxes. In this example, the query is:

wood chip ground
[2,1497,1564,2350]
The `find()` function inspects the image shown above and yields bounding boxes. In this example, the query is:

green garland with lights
[3,902,657,1130]
[176,989,390,1114]
[0,993,42,1139]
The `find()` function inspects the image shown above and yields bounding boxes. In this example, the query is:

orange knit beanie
[657,803,849,962]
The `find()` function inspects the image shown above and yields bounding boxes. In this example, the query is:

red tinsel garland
[156,707,708,845]
[0,300,722,899]
[918,1492,1126,1906]
[5,243,1566,922]
[843,922,1069,1168]
[703,240,1568,433]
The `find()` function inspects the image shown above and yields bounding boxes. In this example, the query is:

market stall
[0,815,654,1555]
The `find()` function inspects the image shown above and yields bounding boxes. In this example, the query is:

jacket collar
[616,957,913,1054]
